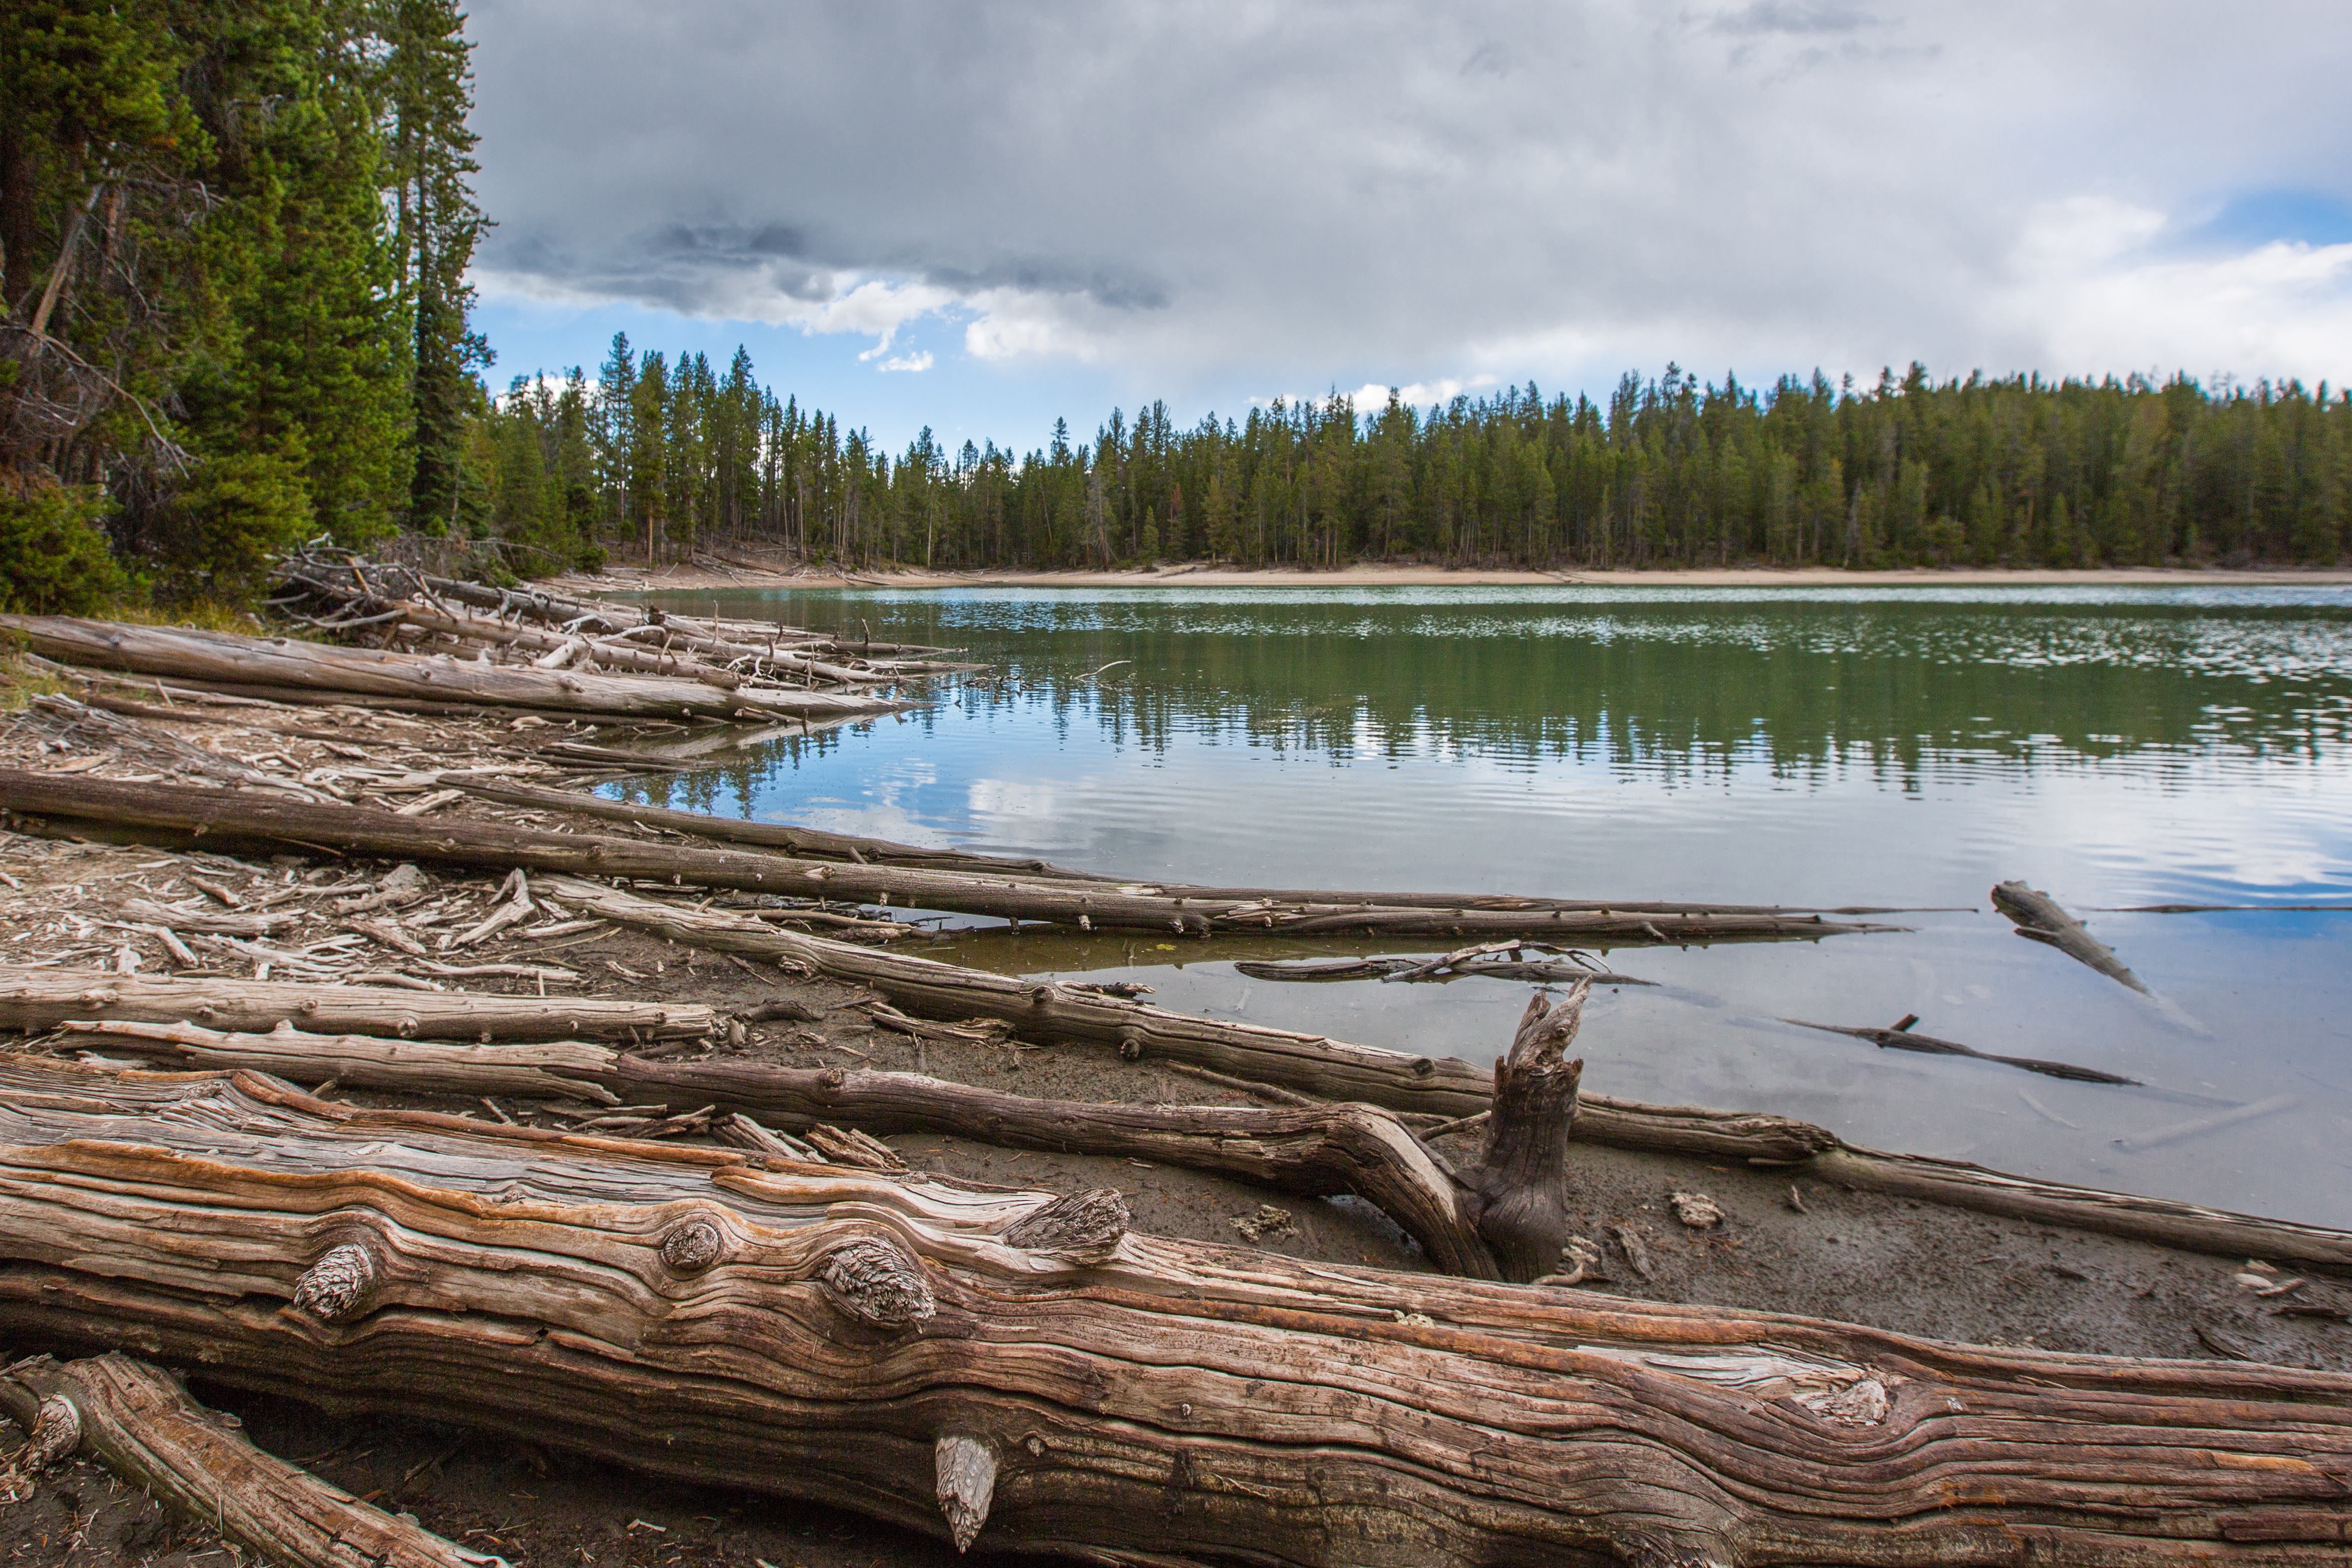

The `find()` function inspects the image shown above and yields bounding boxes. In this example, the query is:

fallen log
[3,1058,2347,1566]
[0,1352,499,1568]
[1992,879,2149,994]
[0,770,1902,944]
[64,1018,1497,1276]
[546,879,2352,1274]
[1783,1015,2139,1085]
[0,969,715,1041]
[456,778,1941,919]
[0,616,917,723]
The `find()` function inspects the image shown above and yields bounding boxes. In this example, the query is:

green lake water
[626,583,2352,1229]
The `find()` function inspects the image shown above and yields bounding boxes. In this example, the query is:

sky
[466,0,2352,455]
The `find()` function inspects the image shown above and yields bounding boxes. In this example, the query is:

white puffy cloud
[465,0,2352,397]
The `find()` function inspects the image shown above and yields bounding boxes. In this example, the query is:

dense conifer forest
[3,5,2346,610]
[491,352,2352,574]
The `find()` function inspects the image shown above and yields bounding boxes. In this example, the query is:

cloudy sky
[467,0,2352,451]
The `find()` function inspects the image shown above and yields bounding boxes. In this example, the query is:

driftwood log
[2,1057,2348,1566]
[0,770,1901,945]
[0,617,916,723]
[66,1018,1500,1276]
[0,1352,500,1568]
[0,969,717,1042]
[457,780,1938,920]
[1991,881,2149,994]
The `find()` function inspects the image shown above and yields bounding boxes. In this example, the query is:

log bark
[0,968,715,1041]
[0,1352,501,1567]
[1,1057,2347,1566]
[0,770,1901,945]
[0,616,916,723]
[1991,880,2149,994]
[64,1018,1496,1277]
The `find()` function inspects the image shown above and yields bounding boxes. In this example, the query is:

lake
[626,582,2352,1229]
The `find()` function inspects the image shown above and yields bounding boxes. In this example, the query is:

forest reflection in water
[617,584,2352,1228]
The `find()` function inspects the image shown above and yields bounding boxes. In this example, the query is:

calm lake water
[627,583,2352,1229]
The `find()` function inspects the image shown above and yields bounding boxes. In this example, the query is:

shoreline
[557,559,2352,594]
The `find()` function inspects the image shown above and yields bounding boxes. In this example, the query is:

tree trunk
[1460,987,1588,1279]
[0,770,1899,945]
[0,1057,2345,1566]
[68,1017,1497,1276]
[0,1353,499,1568]
[0,968,716,1042]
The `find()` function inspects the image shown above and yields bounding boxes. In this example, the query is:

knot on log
[819,1237,934,1327]
[660,1220,724,1274]
[1117,1027,1144,1062]
[1002,1189,1130,1262]
[292,1242,377,1323]
[934,1434,998,1553]
[15,1394,80,1478]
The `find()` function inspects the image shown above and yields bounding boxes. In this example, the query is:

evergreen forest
[3,3,2346,612]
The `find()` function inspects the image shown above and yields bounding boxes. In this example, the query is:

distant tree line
[1,0,484,609]
[483,352,2351,575]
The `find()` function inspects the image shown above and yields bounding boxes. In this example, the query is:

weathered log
[1992,880,2149,994]
[64,1019,1495,1276]
[1237,955,1656,985]
[0,770,1901,944]
[545,879,2352,1274]
[3,1058,2349,1566]
[456,778,1941,919]
[0,1353,500,1568]
[0,616,916,722]
[0,968,715,1041]
[458,776,1103,878]
[1783,1016,2139,1085]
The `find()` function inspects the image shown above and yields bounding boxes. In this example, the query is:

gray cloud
[467,0,2352,394]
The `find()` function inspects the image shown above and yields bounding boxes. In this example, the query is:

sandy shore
[562,560,2352,593]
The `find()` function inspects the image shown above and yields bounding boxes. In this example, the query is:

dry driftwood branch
[1992,880,2149,994]
[67,1019,1495,1275]
[0,968,715,1041]
[0,1352,501,1568]
[0,770,1902,945]
[0,616,916,723]
[2,1058,2348,1566]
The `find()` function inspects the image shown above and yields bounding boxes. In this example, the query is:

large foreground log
[68,1018,1498,1276]
[0,769,1900,945]
[0,1352,499,1567]
[1,1058,2346,1566]
[0,616,916,722]
[0,969,716,1042]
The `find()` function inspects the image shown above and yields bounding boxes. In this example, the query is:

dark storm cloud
[467,0,2352,389]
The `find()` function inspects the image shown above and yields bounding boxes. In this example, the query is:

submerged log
[0,1353,498,1568]
[0,969,715,1041]
[1783,1015,2140,1085]
[1992,880,2149,994]
[2,1057,2347,1566]
[0,616,916,723]
[0,770,1902,945]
